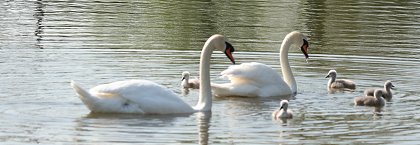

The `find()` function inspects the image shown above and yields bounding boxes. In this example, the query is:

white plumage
[211,62,292,97]
[71,80,194,114]
[70,34,236,114]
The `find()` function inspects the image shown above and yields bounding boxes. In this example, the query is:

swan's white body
[71,80,194,114]
[181,71,200,89]
[211,62,292,97]
[272,100,293,119]
[70,34,235,114]
[212,31,309,97]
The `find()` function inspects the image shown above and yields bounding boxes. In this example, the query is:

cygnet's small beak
[325,74,330,78]
[181,77,185,81]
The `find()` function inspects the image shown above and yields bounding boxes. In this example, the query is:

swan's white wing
[213,62,292,97]
[90,80,194,114]
[220,62,285,86]
[211,82,260,97]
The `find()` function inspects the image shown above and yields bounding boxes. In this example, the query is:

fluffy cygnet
[354,89,385,107]
[325,70,356,89]
[272,100,293,120]
[181,71,200,89]
[364,80,394,101]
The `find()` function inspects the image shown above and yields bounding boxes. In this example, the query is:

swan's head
[325,69,337,78]
[208,34,236,64]
[374,89,383,98]
[287,31,309,59]
[181,71,190,81]
[385,80,395,89]
[279,100,289,110]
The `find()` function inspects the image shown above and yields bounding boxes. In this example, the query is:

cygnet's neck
[328,76,336,87]
[384,85,391,93]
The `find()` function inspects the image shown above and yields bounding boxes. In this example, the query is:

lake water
[1,0,420,144]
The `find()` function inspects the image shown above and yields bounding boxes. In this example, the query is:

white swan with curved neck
[211,31,309,97]
[70,34,235,114]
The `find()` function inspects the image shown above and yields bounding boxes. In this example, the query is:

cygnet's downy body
[272,100,293,120]
[354,89,385,107]
[325,70,356,90]
[181,71,200,89]
[364,80,394,101]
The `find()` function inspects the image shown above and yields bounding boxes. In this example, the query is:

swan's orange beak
[224,42,236,64]
[301,39,309,59]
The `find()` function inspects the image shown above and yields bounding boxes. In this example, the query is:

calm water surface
[1,0,420,144]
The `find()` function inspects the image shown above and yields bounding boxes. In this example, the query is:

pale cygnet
[325,70,356,89]
[364,80,394,101]
[354,89,385,107]
[181,71,200,89]
[272,100,293,120]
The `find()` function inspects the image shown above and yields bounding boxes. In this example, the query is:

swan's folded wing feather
[90,80,193,114]
[221,62,284,85]
[211,82,260,97]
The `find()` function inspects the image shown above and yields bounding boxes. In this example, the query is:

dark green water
[1,0,419,144]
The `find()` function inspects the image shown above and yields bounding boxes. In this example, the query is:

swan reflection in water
[73,112,211,145]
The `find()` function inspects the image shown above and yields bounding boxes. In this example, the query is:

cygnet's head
[279,100,289,110]
[325,70,337,78]
[385,80,395,89]
[181,71,190,81]
[208,34,235,64]
[374,89,383,98]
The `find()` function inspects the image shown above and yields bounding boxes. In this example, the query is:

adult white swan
[70,34,235,114]
[211,31,309,97]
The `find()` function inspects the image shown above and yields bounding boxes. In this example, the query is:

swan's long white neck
[280,36,297,94]
[194,40,213,111]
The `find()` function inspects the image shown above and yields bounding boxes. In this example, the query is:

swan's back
[221,62,287,86]
[214,62,292,97]
[80,80,194,114]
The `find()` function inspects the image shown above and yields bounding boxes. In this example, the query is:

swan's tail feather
[70,80,91,99]
[71,80,101,111]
